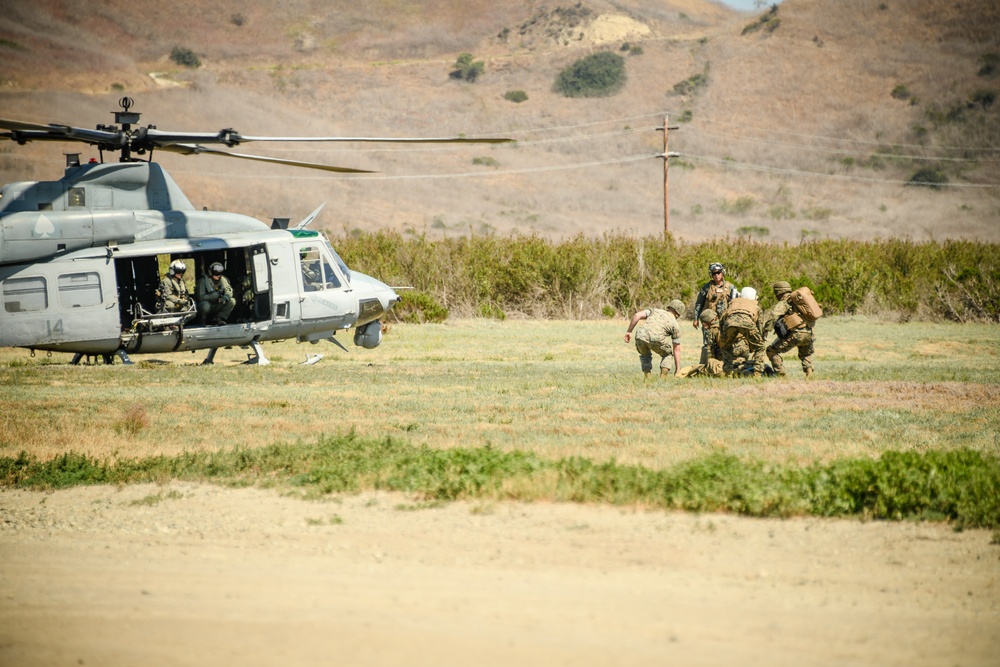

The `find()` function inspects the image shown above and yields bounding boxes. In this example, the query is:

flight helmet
[169,260,186,274]
[209,262,224,275]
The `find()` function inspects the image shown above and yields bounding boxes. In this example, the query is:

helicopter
[0,98,510,365]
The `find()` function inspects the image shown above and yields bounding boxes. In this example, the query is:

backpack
[788,287,823,323]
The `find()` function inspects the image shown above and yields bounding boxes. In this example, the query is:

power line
[684,153,1000,188]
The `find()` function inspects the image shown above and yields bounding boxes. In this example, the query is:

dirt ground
[1,483,998,667]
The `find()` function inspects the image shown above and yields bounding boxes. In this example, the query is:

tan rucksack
[788,286,823,322]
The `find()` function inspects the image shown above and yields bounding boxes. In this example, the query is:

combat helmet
[708,262,724,275]
[772,281,792,298]
[699,309,717,325]
[667,299,686,318]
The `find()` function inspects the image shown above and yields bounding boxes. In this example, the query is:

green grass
[0,318,997,526]
[2,436,998,528]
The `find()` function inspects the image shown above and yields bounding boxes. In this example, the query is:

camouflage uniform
[719,297,766,377]
[677,310,724,378]
[764,282,815,376]
[633,308,682,375]
[196,273,236,325]
[158,274,191,313]
[693,277,738,364]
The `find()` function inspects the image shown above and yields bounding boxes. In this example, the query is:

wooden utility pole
[658,115,679,238]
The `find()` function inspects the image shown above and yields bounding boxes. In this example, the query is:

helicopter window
[57,272,103,308]
[67,187,86,207]
[2,276,48,313]
[300,247,324,292]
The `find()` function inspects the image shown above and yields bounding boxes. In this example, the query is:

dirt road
[2,483,997,666]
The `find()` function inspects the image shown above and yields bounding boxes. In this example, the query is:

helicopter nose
[352,272,400,323]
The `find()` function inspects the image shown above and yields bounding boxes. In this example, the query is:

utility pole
[657,115,680,238]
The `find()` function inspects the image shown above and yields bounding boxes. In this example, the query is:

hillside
[0,0,998,242]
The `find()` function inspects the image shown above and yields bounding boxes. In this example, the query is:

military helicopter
[0,98,509,365]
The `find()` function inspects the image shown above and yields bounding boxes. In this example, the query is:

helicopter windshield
[298,245,343,292]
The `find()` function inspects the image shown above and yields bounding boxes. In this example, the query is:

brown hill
[1,0,997,242]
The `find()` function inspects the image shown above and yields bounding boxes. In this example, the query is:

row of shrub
[332,232,1000,323]
[3,438,998,528]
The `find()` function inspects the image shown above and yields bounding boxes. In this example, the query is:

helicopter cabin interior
[115,244,272,332]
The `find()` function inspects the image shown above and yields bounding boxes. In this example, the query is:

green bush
[672,71,708,96]
[170,46,201,68]
[334,231,1000,322]
[908,168,949,189]
[978,53,999,78]
[741,6,781,36]
[891,84,911,100]
[504,89,528,103]
[450,53,484,82]
[394,290,449,323]
[554,51,626,98]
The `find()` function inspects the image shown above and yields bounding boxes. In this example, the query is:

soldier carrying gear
[692,262,738,364]
[763,280,817,378]
[719,285,766,377]
[624,300,685,379]
[157,259,192,313]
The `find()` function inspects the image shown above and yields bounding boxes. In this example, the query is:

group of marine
[624,262,819,380]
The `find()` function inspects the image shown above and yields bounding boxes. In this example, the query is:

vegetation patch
[554,51,626,98]
[170,46,201,68]
[2,440,998,528]
[450,53,484,82]
[741,6,781,36]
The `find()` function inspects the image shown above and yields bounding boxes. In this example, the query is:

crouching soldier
[624,300,685,379]
[677,309,724,378]
[196,262,236,326]
[719,286,767,377]
[764,281,817,378]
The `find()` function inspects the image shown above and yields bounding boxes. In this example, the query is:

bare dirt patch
[1,483,998,666]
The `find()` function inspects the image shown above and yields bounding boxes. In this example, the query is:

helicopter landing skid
[200,340,270,366]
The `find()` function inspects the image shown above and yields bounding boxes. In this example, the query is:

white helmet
[169,260,186,273]
[209,262,224,274]
[740,286,758,301]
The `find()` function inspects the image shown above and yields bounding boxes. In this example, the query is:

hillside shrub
[891,84,911,101]
[504,89,528,103]
[741,6,781,36]
[672,67,709,96]
[907,168,948,189]
[978,53,999,78]
[450,53,484,82]
[969,89,996,111]
[554,51,626,98]
[170,46,201,68]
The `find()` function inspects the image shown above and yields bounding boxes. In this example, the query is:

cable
[684,153,1000,188]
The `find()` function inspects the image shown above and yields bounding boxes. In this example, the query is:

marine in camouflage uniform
[719,289,766,377]
[764,281,815,377]
[624,300,685,378]
[196,262,236,325]
[676,309,724,378]
[158,261,192,313]
[692,263,738,364]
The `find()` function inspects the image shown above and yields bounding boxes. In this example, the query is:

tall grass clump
[3,439,998,528]
[335,232,1000,322]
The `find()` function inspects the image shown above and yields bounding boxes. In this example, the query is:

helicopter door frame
[295,243,357,325]
[247,243,272,322]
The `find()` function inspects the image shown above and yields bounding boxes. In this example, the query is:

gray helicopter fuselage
[0,163,398,359]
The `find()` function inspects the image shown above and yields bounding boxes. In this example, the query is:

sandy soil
[1,483,998,667]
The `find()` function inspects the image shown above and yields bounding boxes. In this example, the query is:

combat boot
[804,368,814,379]
[643,371,652,380]
[660,368,672,379]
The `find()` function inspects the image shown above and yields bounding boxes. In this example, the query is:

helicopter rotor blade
[159,143,376,173]
[0,118,124,146]
[231,134,514,145]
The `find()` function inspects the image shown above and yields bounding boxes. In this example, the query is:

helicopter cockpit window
[67,187,85,207]
[2,276,48,313]
[299,246,342,291]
